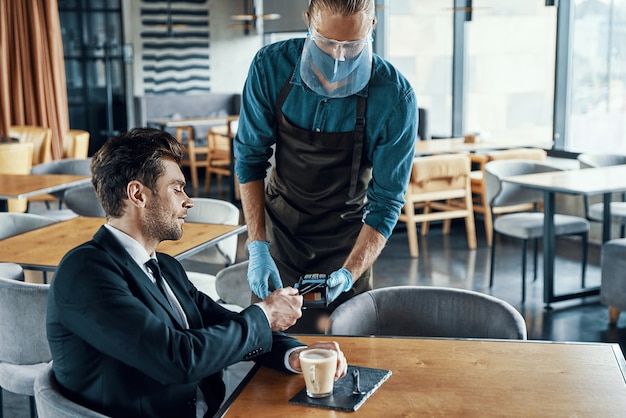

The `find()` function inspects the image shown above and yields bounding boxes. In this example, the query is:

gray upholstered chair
[578,153,626,239]
[0,262,25,281]
[600,238,626,325]
[326,286,527,339]
[35,362,110,418]
[485,160,590,302]
[30,158,91,209]
[0,212,58,240]
[63,184,105,217]
[185,198,240,266]
[215,261,251,310]
[0,277,51,418]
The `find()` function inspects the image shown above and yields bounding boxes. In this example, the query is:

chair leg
[609,306,621,325]
[29,395,36,418]
[581,232,588,288]
[521,239,528,303]
[489,229,497,288]
[532,238,538,282]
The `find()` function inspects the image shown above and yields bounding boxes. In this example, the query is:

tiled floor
[6,180,626,417]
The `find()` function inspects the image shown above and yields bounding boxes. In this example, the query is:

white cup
[299,348,337,398]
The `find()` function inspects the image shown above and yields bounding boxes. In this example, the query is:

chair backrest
[407,154,470,197]
[577,153,626,169]
[63,130,90,159]
[215,261,251,308]
[35,362,111,418]
[484,160,561,209]
[0,142,34,174]
[9,125,52,165]
[0,276,51,364]
[486,147,547,162]
[0,212,58,240]
[185,198,240,265]
[0,262,25,281]
[63,184,105,217]
[31,158,92,200]
[326,286,527,340]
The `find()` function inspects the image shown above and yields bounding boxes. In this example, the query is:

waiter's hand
[247,240,283,299]
[327,268,353,303]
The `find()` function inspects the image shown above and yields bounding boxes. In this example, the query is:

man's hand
[257,287,303,331]
[247,240,283,299]
[288,341,348,380]
[327,268,353,303]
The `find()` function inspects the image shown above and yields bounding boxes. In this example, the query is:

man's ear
[127,180,148,208]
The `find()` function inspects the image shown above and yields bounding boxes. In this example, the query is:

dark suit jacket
[47,226,302,418]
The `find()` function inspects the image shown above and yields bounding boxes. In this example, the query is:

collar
[103,224,153,268]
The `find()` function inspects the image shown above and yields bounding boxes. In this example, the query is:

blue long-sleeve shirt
[234,38,418,239]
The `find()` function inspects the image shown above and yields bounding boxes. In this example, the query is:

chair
[0,142,34,212]
[62,129,90,159]
[30,158,92,209]
[470,148,547,245]
[0,276,51,418]
[326,286,527,339]
[175,117,237,195]
[485,160,589,302]
[577,153,626,239]
[8,125,52,165]
[63,184,105,217]
[397,153,477,257]
[215,261,251,310]
[600,238,626,325]
[34,362,110,418]
[0,262,25,281]
[0,212,58,240]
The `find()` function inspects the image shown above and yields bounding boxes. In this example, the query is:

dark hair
[91,128,183,218]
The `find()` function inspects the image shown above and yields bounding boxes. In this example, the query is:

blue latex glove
[327,268,353,303]
[247,240,283,299]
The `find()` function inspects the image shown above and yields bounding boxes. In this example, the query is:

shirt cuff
[253,303,271,326]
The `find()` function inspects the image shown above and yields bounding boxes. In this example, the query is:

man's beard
[141,196,183,242]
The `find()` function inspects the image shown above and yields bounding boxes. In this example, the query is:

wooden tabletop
[0,174,91,199]
[414,137,553,155]
[0,217,246,271]
[221,335,626,417]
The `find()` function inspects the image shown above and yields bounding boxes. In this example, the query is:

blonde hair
[306,0,375,27]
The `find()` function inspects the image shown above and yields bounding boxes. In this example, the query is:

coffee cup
[299,348,337,398]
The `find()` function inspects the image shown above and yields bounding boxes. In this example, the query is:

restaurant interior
[2,0,626,416]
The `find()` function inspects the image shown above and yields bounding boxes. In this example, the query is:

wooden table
[505,165,626,307]
[414,137,553,155]
[0,173,91,212]
[147,115,239,130]
[0,216,246,272]
[220,335,626,417]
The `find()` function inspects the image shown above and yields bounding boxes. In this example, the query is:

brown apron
[263,79,373,333]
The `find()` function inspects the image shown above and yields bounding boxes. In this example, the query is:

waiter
[234,0,418,333]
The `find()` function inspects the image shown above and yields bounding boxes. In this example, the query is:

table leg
[603,192,612,243]
[543,191,556,308]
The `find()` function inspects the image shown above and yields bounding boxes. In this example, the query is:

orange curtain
[0,0,69,159]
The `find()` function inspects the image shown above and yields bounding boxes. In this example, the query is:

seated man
[46,128,347,418]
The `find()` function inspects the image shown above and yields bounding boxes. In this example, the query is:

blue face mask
[300,31,373,98]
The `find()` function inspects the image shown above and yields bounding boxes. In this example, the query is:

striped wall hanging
[140,0,210,95]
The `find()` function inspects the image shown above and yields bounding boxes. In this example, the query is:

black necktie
[145,258,169,300]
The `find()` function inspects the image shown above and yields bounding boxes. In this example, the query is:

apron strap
[349,95,367,198]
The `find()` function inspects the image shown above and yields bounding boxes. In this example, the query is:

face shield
[300,27,373,99]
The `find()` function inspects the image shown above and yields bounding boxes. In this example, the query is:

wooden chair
[62,129,90,159]
[398,153,477,257]
[470,148,547,245]
[175,116,238,195]
[0,142,34,212]
[8,125,52,165]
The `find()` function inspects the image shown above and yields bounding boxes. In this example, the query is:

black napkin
[289,365,391,412]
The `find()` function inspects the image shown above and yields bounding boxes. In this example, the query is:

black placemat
[288,365,391,412]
